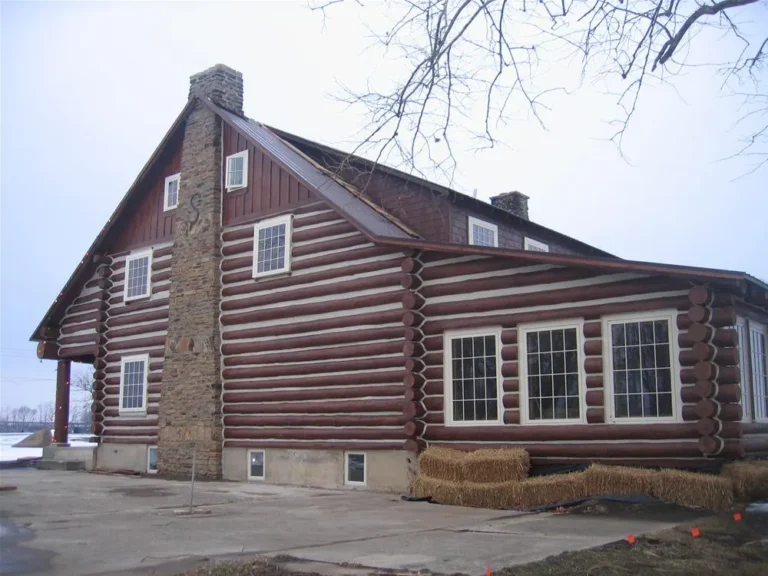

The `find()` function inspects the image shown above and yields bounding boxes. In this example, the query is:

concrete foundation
[94,443,149,473]
[223,448,411,493]
[40,445,96,471]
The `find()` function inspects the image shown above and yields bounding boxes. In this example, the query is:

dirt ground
[181,504,768,576]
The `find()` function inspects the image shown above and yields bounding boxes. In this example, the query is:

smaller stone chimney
[189,64,244,116]
[490,191,530,220]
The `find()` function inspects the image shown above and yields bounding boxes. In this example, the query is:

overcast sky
[1,1,766,410]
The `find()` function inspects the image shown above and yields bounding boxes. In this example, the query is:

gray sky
[1,1,766,410]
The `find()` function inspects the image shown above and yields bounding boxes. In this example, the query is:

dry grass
[651,469,734,511]
[722,461,768,501]
[463,448,530,483]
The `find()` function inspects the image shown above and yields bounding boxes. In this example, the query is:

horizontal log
[404,328,422,342]
[104,361,162,375]
[422,381,442,396]
[403,373,425,389]
[100,427,158,437]
[404,358,424,373]
[102,406,159,417]
[688,285,714,307]
[404,438,427,452]
[401,274,421,290]
[504,410,520,425]
[584,357,603,374]
[426,440,704,458]
[586,407,604,424]
[106,308,168,328]
[420,256,516,280]
[403,341,424,357]
[422,351,442,367]
[695,399,742,421]
[583,321,602,338]
[423,423,700,442]
[696,418,742,438]
[224,371,403,391]
[103,349,164,364]
[104,383,161,395]
[107,321,169,340]
[224,414,408,428]
[222,398,403,415]
[679,326,738,348]
[221,290,404,325]
[223,384,403,404]
[61,319,99,335]
[687,306,736,327]
[745,434,768,454]
[677,313,692,330]
[294,245,395,274]
[68,299,108,316]
[402,292,425,311]
[62,309,107,328]
[221,272,400,311]
[102,418,159,428]
[422,278,683,318]
[503,394,519,409]
[693,381,741,403]
[698,435,723,455]
[105,335,166,353]
[693,362,740,384]
[222,356,404,379]
[223,341,403,367]
[682,405,697,421]
[501,329,518,345]
[402,311,424,328]
[585,375,603,389]
[403,401,425,419]
[294,221,357,243]
[59,344,98,359]
[501,346,518,362]
[680,385,698,404]
[109,297,170,317]
[36,340,59,360]
[502,362,518,378]
[743,422,768,435]
[401,258,422,274]
[503,379,519,392]
[404,420,425,437]
[584,340,603,356]
[224,440,405,451]
[586,390,603,407]
[74,291,104,305]
[404,388,423,402]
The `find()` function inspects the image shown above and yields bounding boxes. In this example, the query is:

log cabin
[31,64,768,491]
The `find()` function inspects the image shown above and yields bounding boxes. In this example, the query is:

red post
[53,359,71,445]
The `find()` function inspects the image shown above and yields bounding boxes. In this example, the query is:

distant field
[0,433,94,462]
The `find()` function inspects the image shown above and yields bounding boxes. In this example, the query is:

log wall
[220,201,409,450]
[413,252,726,466]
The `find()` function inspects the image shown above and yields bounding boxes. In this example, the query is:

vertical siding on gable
[221,122,314,226]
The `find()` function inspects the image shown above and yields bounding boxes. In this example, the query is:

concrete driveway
[0,469,703,576]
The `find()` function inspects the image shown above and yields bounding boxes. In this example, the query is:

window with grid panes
[751,324,768,420]
[226,150,248,189]
[468,217,498,247]
[609,318,673,419]
[447,333,500,423]
[164,174,179,210]
[253,214,292,277]
[120,355,147,412]
[124,252,151,301]
[524,327,581,421]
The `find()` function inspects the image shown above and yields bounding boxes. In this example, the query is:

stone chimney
[188,63,244,116]
[490,191,530,220]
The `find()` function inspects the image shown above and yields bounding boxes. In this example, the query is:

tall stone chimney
[490,191,530,220]
[188,63,244,116]
[158,66,238,479]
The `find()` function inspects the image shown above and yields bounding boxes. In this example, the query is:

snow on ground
[0,433,95,462]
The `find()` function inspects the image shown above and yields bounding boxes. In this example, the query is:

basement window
[124,250,152,302]
[345,452,366,485]
[164,173,180,211]
[604,311,677,422]
[119,354,149,414]
[253,214,292,278]
[444,329,503,425]
[226,150,248,190]
[247,449,265,480]
[524,237,549,252]
[147,446,158,474]
[468,216,498,247]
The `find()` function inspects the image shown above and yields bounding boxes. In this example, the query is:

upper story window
[119,353,149,414]
[444,329,502,425]
[524,237,549,252]
[468,216,498,247]
[124,250,152,302]
[226,150,248,190]
[164,173,180,211]
[604,311,677,422]
[253,214,292,278]
[520,321,583,424]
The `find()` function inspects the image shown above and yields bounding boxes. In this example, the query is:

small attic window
[164,174,180,211]
[468,216,498,247]
[226,150,248,190]
[524,237,549,252]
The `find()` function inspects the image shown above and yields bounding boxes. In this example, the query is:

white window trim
[147,446,158,474]
[118,353,149,415]
[443,327,504,427]
[602,309,682,424]
[524,237,549,252]
[750,320,768,422]
[736,317,753,422]
[344,451,367,486]
[163,173,180,211]
[467,216,499,247]
[252,214,293,279]
[123,249,153,302]
[225,150,249,191]
[519,318,586,425]
[247,449,266,480]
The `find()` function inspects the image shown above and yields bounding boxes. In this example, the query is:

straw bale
[413,475,464,506]
[583,464,657,496]
[418,447,466,482]
[721,461,768,502]
[462,448,530,483]
[651,469,733,510]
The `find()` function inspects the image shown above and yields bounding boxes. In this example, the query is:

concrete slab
[0,469,703,576]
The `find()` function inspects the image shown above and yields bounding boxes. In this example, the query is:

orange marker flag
[486,566,491,576]
[625,534,636,545]
[690,527,701,538]
[733,512,743,522]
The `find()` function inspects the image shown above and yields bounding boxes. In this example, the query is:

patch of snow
[0,433,95,462]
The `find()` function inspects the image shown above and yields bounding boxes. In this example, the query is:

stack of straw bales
[721,461,768,502]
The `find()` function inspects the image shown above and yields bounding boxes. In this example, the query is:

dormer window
[124,250,152,302]
[164,174,180,211]
[524,237,549,252]
[226,150,248,190]
[468,216,498,247]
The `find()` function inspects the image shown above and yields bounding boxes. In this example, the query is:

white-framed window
[123,250,152,302]
[247,449,265,480]
[119,354,149,414]
[344,452,366,486]
[253,214,292,278]
[519,320,584,424]
[147,446,158,474]
[468,216,498,247]
[603,310,679,423]
[750,321,768,421]
[735,318,753,421]
[524,237,549,252]
[226,150,248,190]
[163,173,180,211]
[444,328,503,426]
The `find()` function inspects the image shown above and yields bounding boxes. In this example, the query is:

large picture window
[119,354,149,414]
[750,323,768,421]
[606,313,675,421]
[444,330,502,425]
[124,250,152,302]
[521,324,582,423]
[252,214,292,278]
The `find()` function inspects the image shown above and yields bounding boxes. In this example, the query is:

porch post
[53,359,71,445]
